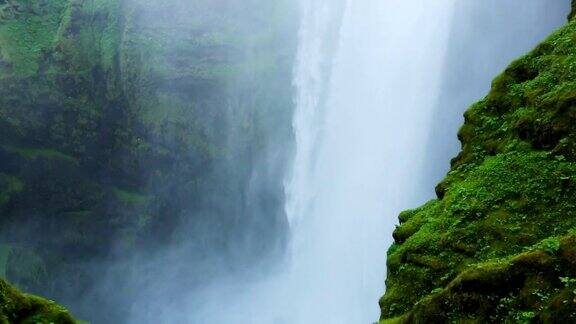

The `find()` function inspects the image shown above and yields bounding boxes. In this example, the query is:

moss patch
[0,278,77,323]
[0,0,69,77]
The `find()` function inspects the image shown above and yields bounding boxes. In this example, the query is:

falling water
[283,0,454,323]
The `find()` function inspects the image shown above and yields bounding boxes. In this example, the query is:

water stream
[284,1,454,322]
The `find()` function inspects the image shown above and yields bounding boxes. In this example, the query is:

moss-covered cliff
[0,0,295,322]
[380,7,576,324]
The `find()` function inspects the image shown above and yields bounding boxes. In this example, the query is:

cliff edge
[380,7,576,323]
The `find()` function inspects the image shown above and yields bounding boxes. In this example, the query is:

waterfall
[283,1,455,323]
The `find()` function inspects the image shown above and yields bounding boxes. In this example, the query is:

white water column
[284,0,455,323]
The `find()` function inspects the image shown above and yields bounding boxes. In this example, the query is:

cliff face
[380,8,576,324]
[0,0,295,321]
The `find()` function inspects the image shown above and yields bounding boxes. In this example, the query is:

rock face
[0,0,295,322]
[380,8,576,324]
[0,278,77,324]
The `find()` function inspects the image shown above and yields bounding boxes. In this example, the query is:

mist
[0,0,571,323]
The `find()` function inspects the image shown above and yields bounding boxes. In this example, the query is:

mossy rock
[382,236,576,323]
[0,278,77,324]
[381,11,576,324]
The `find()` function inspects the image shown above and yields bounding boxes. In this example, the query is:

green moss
[0,0,69,77]
[0,278,77,323]
[381,15,576,323]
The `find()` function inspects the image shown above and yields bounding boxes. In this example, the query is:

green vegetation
[0,0,69,77]
[380,12,576,323]
[0,278,77,324]
[0,0,295,322]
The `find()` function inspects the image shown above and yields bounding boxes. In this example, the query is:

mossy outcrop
[0,278,77,324]
[0,0,295,322]
[380,8,576,324]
